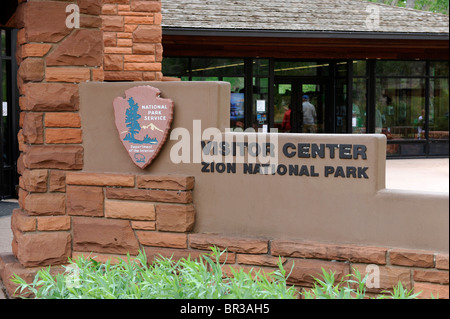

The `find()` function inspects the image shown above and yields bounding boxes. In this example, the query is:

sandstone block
[103,71,143,81]
[436,254,449,270]
[414,269,449,285]
[21,169,48,193]
[389,249,435,268]
[45,68,91,83]
[104,54,124,71]
[137,176,195,190]
[130,0,162,12]
[133,43,155,54]
[104,47,133,55]
[132,25,162,43]
[352,264,411,293]
[103,32,117,47]
[18,58,44,82]
[46,29,103,67]
[66,186,104,217]
[21,83,79,112]
[22,112,43,144]
[80,15,102,29]
[189,234,268,254]
[73,217,140,255]
[49,170,66,192]
[106,188,193,204]
[78,0,103,15]
[131,221,156,231]
[45,112,81,128]
[102,16,124,31]
[21,43,52,58]
[37,216,71,231]
[271,240,387,264]
[102,4,119,15]
[105,200,155,220]
[117,39,133,47]
[66,172,135,187]
[45,128,83,144]
[237,254,287,267]
[136,231,187,249]
[24,193,66,216]
[23,1,71,43]
[414,282,449,299]
[11,208,36,233]
[124,55,154,63]
[15,232,71,267]
[285,259,349,287]
[24,145,83,170]
[156,205,195,232]
[124,16,154,25]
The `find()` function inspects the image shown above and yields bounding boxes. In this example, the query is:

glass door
[274,78,329,133]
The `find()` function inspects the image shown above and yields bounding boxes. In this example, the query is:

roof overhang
[163,27,449,41]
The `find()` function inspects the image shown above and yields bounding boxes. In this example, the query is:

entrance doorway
[274,78,330,133]
[1,28,19,199]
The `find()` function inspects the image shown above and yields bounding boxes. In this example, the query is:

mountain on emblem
[113,86,174,169]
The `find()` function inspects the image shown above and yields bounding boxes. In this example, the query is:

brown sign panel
[113,86,174,169]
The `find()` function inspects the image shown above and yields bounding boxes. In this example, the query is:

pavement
[0,158,448,299]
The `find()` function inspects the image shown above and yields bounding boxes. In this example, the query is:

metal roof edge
[162,27,450,41]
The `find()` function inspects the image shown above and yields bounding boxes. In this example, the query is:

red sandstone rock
[24,193,66,216]
[105,200,155,221]
[23,145,83,170]
[21,169,47,193]
[156,204,195,232]
[22,112,43,144]
[136,231,187,249]
[136,176,195,191]
[389,249,435,268]
[21,83,79,112]
[189,234,268,254]
[15,232,72,267]
[44,113,81,128]
[132,25,162,43]
[23,1,71,43]
[11,209,36,233]
[106,188,193,204]
[72,217,140,255]
[17,58,44,82]
[37,216,71,231]
[66,186,104,217]
[48,170,66,192]
[46,29,103,67]
[65,172,135,187]
[285,259,350,287]
[45,128,83,144]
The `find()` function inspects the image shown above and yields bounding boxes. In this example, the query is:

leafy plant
[11,247,298,299]
[300,267,422,299]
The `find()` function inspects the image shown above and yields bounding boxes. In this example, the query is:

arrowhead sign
[113,86,174,169]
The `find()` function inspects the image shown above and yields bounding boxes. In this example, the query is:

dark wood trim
[163,35,449,60]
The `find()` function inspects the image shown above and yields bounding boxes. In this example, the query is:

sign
[113,86,173,169]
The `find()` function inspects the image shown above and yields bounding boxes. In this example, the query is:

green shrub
[11,247,298,299]
[11,247,425,299]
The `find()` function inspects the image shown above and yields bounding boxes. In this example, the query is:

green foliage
[301,268,422,299]
[11,247,298,299]
[11,248,426,300]
[364,0,449,14]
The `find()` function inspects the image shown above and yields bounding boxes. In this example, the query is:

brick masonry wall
[0,0,448,299]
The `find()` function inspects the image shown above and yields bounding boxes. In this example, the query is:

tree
[123,97,141,143]
[365,0,449,14]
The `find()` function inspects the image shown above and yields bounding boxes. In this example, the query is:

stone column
[12,0,163,268]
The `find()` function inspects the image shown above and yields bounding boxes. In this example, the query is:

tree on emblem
[124,97,141,143]
[123,97,158,145]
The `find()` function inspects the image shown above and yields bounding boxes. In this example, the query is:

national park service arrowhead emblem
[113,86,174,169]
